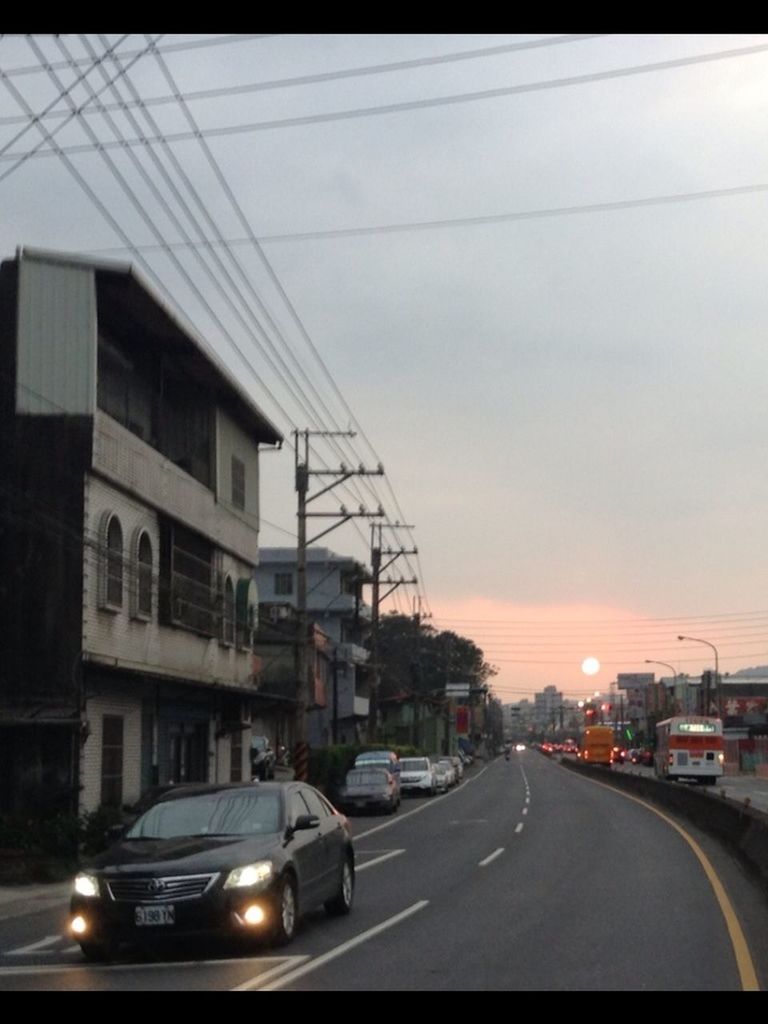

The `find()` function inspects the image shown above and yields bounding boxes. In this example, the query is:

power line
[4,39,767,164]
[0,34,607,126]
[0,34,278,80]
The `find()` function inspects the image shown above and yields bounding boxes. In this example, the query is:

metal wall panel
[16,255,97,415]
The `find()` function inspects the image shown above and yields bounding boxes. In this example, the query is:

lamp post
[644,659,678,714]
[677,636,720,717]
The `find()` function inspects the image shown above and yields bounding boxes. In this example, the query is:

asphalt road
[1,753,767,991]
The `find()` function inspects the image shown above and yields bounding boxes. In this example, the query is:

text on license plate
[135,905,175,926]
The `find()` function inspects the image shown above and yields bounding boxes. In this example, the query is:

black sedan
[69,781,355,961]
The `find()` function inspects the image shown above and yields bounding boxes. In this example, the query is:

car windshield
[400,758,428,771]
[126,790,283,840]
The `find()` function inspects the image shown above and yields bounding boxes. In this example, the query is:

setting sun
[581,657,600,676]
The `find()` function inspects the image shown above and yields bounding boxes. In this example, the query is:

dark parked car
[336,766,400,815]
[69,781,354,961]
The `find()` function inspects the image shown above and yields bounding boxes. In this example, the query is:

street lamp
[677,635,720,717]
[644,659,678,714]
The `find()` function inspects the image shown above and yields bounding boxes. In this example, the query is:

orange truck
[580,725,615,766]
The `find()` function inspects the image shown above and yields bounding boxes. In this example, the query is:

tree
[375,614,496,700]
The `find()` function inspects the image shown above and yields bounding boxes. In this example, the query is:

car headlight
[73,872,100,898]
[224,861,274,889]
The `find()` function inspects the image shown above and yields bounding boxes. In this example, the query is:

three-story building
[0,247,284,816]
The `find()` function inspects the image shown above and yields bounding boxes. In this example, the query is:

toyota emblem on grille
[148,878,166,893]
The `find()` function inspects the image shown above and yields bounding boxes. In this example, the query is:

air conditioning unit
[269,604,290,623]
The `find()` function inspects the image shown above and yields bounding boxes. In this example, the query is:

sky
[3,32,768,703]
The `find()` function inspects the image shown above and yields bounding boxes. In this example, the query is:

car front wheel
[271,875,297,946]
[325,857,354,917]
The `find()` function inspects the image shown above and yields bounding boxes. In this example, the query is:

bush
[308,745,359,800]
[79,804,125,856]
[0,803,125,881]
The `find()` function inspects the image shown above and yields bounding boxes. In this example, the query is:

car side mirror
[291,813,320,832]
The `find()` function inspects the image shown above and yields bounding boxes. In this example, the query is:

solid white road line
[479,848,505,867]
[237,900,430,992]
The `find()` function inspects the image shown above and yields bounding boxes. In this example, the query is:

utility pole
[294,429,383,780]
[367,522,417,742]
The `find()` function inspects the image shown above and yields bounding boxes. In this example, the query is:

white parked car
[432,760,451,793]
[436,757,458,787]
[399,756,437,796]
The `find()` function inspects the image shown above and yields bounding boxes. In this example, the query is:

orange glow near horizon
[422,596,663,703]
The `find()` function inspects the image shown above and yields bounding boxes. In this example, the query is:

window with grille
[274,572,293,596]
[160,521,216,636]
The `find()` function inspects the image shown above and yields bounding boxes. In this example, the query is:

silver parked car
[336,767,400,816]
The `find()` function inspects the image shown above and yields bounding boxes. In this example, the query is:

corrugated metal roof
[13,246,283,446]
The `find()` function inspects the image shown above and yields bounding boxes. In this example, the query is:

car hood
[85,834,283,874]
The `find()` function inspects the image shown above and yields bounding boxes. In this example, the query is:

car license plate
[135,905,175,927]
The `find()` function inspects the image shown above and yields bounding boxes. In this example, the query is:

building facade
[0,247,285,816]
[255,546,372,747]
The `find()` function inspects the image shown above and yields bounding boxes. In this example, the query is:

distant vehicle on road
[654,715,724,785]
[353,750,401,778]
[580,725,614,766]
[438,755,463,783]
[432,760,452,793]
[399,756,437,796]
[336,766,400,815]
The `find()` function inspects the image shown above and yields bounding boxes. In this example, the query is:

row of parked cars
[334,749,473,816]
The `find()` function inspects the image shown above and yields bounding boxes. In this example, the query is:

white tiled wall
[83,473,257,688]
[80,694,142,814]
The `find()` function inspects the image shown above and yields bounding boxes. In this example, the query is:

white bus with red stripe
[654,715,724,785]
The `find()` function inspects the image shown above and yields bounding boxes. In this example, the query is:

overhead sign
[446,683,470,696]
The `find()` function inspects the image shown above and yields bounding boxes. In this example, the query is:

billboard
[616,673,654,690]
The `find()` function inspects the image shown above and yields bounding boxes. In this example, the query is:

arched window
[106,515,123,607]
[137,532,153,617]
[223,576,235,645]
